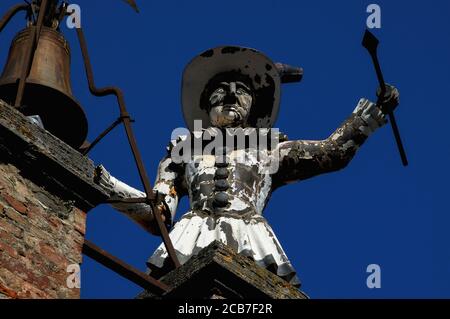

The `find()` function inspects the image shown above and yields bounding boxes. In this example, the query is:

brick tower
[0,100,108,298]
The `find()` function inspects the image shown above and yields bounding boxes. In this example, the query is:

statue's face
[208,81,253,127]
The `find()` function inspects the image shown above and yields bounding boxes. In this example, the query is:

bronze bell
[0,26,88,149]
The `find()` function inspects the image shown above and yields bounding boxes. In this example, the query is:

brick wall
[0,163,86,298]
[0,101,108,299]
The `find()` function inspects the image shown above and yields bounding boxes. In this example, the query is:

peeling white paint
[100,97,387,289]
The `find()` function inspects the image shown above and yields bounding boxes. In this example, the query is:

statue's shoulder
[166,134,190,154]
[277,131,289,143]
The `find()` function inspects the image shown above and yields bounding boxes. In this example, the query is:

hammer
[362,29,408,167]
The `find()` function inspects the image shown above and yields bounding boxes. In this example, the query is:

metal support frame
[0,4,28,34]
[75,27,181,269]
[82,240,169,295]
[0,2,41,109]
[14,0,49,107]
[0,1,181,293]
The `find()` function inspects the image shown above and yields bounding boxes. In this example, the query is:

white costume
[97,46,389,288]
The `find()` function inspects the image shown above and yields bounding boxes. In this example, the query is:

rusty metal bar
[82,116,125,155]
[106,197,148,204]
[14,0,49,108]
[82,240,169,295]
[0,4,28,34]
[13,23,36,107]
[75,27,181,269]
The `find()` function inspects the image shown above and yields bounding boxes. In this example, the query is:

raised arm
[96,153,186,235]
[272,96,394,188]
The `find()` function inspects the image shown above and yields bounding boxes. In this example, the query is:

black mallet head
[362,29,379,52]
[121,0,139,13]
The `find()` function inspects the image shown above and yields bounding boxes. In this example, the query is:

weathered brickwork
[0,101,108,299]
[0,163,85,299]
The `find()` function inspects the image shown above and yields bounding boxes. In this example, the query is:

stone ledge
[137,241,307,299]
[0,100,108,211]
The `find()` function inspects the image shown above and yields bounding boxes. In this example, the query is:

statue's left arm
[272,87,399,187]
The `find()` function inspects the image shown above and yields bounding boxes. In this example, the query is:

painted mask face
[208,81,253,127]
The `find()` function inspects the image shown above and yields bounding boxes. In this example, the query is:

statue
[95,46,400,287]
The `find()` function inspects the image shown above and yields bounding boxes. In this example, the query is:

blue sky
[1,0,449,298]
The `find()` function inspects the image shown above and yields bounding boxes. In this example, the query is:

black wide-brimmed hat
[181,46,284,131]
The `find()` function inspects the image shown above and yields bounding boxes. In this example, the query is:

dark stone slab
[0,100,108,211]
[137,241,308,299]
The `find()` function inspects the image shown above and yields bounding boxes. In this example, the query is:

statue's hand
[94,164,168,234]
[94,164,115,195]
[376,84,400,114]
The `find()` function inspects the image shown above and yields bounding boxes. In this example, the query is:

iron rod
[106,197,148,204]
[14,0,49,108]
[76,27,181,269]
[82,240,169,295]
[0,4,28,34]
[82,117,123,155]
